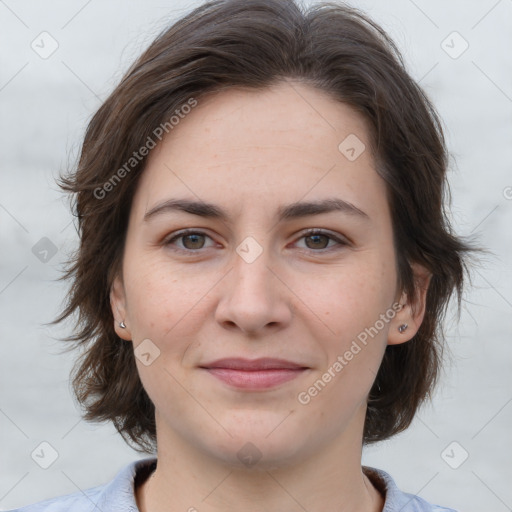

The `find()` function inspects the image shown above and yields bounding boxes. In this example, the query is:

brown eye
[295,229,348,252]
[164,230,215,253]
[181,233,206,249]
[304,233,330,250]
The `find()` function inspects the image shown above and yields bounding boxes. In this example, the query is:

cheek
[296,265,393,424]
[124,260,212,412]
[298,253,396,394]
[122,257,222,402]
[299,255,396,336]
[124,256,214,339]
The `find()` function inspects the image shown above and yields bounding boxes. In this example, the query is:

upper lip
[199,358,308,370]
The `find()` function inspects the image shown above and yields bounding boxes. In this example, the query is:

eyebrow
[143,197,370,223]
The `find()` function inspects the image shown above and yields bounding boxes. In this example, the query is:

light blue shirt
[7,457,459,511]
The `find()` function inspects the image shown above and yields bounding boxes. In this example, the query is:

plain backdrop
[1,1,511,511]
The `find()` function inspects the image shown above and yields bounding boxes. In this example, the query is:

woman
[11,0,477,510]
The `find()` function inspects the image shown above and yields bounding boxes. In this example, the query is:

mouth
[199,358,309,390]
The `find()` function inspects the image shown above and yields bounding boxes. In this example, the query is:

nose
[214,239,293,336]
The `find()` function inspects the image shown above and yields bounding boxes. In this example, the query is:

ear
[387,262,432,346]
[110,274,132,341]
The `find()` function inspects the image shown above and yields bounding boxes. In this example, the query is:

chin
[201,420,309,471]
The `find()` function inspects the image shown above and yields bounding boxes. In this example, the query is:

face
[111,80,429,468]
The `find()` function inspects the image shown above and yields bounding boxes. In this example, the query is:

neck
[136,406,384,512]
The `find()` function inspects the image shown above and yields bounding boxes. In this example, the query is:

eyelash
[163,228,348,255]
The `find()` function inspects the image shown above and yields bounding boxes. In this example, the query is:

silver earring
[119,321,126,329]
[398,323,408,333]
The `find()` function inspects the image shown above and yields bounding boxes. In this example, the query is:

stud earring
[119,321,126,329]
[398,323,408,333]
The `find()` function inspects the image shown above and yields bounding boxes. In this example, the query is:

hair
[51,0,480,453]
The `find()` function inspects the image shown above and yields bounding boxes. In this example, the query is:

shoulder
[397,492,460,512]
[6,457,157,512]
[7,486,104,512]
[362,465,460,512]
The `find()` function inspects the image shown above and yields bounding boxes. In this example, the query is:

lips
[199,357,308,371]
[199,358,309,390]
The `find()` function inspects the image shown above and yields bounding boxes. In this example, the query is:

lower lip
[203,368,306,389]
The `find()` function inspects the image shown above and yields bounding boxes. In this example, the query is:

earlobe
[110,275,132,341]
[388,263,432,346]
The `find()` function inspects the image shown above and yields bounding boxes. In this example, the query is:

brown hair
[51,0,480,453]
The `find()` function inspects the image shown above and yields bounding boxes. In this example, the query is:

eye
[163,228,349,255]
[294,229,348,252]
[163,229,216,252]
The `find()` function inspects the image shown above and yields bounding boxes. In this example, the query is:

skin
[110,80,431,512]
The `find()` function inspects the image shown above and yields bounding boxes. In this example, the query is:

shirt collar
[95,456,157,511]
[94,457,453,512]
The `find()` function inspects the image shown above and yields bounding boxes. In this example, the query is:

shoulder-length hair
[52,0,479,453]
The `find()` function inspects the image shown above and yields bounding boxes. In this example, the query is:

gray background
[1,0,511,510]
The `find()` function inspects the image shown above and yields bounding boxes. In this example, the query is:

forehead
[131,80,386,222]
[153,81,371,157]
